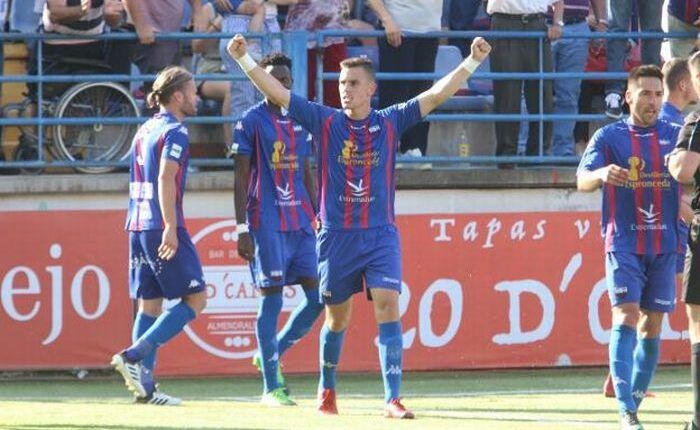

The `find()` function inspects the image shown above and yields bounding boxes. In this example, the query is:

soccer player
[227,33,491,418]
[111,66,207,406]
[231,52,323,406]
[668,51,700,430]
[602,58,696,399]
[578,65,682,430]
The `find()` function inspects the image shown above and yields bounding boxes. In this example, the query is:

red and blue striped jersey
[578,118,682,254]
[288,93,422,230]
[125,111,190,231]
[232,101,315,231]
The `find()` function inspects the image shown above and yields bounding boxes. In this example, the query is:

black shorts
[684,220,700,304]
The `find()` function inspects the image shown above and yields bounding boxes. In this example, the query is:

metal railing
[0,28,695,171]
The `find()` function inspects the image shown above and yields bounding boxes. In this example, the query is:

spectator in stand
[367,0,442,158]
[192,1,232,151]
[211,0,265,38]
[549,0,606,157]
[487,0,562,166]
[604,0,663,119]
[123,0,202,98]
[218,0,286,132]
[665,0,700,59]
[444,0,486,58]
[285,0,349,107]
[27,0,126,100]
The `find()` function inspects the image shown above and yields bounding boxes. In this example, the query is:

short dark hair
[627,64,664,88]
[339,56,375,81]
[147,66,193,109]
[661,58,690,91]
[689,50,700,73]
[259,52,292,69]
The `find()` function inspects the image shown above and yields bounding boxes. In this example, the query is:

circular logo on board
[170,220,303,359]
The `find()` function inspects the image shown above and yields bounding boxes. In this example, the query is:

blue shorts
[677,249,687,274]
[318,225,402,305]
[129,229,206,300]
[249,226,318,288]
[605,252,676,312]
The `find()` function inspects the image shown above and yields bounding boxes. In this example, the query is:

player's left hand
[469,37,491,63]
[158,226,179,261]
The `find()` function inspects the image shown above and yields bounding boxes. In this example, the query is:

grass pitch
[0,366,693,430]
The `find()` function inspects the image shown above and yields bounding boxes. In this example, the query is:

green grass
[0,366,693,430]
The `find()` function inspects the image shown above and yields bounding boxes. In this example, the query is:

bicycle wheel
[53,82,140,174]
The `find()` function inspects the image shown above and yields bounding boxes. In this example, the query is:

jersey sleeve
[288,93,335,136]
[231,116,255,156]
[577,128,607,173]
[379,97,422,135]
[162,125,189,165]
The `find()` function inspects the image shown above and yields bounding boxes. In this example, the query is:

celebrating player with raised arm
[227,33,490,418]
[578,65,682,430]
[231,52,323,406]
[112,66,207,406]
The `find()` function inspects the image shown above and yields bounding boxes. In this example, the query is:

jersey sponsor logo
[129,182,154,200]
[338,139,380,167]
[275,183,302,207]
[170,144,183,159]
[631,204,668,231]
[270,140,299,170]
[340,179,376,203]
[623,156,672,190]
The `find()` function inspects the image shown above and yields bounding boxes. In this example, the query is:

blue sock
[378,321,403,402]
[631,337,660,408]
[256,293,283,393]
[319,324,345,390]
[132,312,158,371]
[609,324,637,414]
[277,288,324,357]
[126,302,196,362]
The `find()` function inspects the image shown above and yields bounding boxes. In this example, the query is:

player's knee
[687,304,700,343]
[637,311,664,338]
[611,303,640,327]
[325,310,350,331]
[140,298,164,317]
[183,291,208,315]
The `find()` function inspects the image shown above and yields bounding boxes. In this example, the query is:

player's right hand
[599,164,629,186]
[158,226,179,261]
[227,34,248,59]
[237,232,254,261]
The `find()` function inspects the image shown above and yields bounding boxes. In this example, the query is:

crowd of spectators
[2,0,699,164]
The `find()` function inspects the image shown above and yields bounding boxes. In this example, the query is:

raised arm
[227,35,291,109]
[416,37,491,118]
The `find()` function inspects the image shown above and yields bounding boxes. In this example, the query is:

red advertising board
[0,210,689,375]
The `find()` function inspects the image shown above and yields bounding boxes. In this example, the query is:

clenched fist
[470,37,491,63]
[227,34,248,60]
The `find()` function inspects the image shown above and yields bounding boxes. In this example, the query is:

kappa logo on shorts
[613,286,628,296]
[188,279,201,289]
[322,290,332,299]
[654,298,671,306]
[382,276,400,285]
[270,270,283,278]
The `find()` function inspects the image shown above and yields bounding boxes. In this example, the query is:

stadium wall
[0,171,690,376]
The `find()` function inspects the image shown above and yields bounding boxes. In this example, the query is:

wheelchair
[4,56,141,174]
